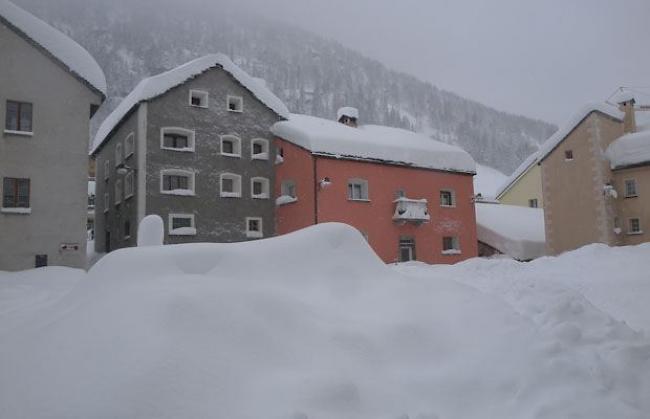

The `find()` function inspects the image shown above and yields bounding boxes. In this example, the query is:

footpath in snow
[1,223,649,419]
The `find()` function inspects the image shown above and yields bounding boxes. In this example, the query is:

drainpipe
[313,157,318,224]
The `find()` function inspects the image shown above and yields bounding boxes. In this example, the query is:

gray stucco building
[91,54,288,252]
[0,0,106,270]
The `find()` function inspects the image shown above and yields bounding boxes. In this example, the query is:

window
[103,193,109,213]
[442,236,461,254]
[189,90,208,108]
[220,135,242,157]
[114,179,122,205]
[168,214,197,236]
[5,100,33,133]
[251,138,269,160]
[227,95,243,112]
[2,177,30,208]
[220,173,242,197]
[88,193,96,209]
[281,180,296,198]
[125,133,135,158]
[440,189,455,207]
[124,220,131,239]
[628,218,642,235]
[35,254,48,268]
[115,143,123,167]
[251,177,270,199]
[160,169,195,195]
[565,150,574,161]
[104,160,110,180]
[398,237,416,262]
[348,178,369,201]
[528,199,538,208]
[246,217,263,238]
[625,179,638,198]
[124,171,134,199]
[161,127,195,152]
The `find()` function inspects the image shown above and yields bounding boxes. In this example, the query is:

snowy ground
[1,223,649,418]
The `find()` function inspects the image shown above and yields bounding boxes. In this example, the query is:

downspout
[313,156,318,224]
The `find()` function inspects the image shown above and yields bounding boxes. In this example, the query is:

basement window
[246,217,263,238]
[168,213,197,236]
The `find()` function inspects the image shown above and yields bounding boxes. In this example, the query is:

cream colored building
[496,153,543,208]
[538,96,650,255]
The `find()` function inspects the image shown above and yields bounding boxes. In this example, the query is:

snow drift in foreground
[1,223,649,419]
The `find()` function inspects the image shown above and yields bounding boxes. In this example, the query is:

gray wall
[0,20,102,271]
[95,65,282,252]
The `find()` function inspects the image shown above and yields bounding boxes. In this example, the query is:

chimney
[337,107,359,128]
[615,92,637,134]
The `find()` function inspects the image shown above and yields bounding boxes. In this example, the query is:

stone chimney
[615,92,636,134]
[337,107,359,128]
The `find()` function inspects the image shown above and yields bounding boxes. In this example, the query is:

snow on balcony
[393,197,430,223]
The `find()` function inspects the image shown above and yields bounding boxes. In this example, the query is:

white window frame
[628,218,643,235]
[124,132,135,158]
[440,189,456,207]
[250,177,270,199]
[104,159,110,180]
[220,173,242,198]
[624,179,638,198]
[220,134,242,157]
[124,171,134,199]
[160,127,195,152]
[281,179,296,198]
[347,178,369,201]
[103,192,109,213]
[246,217,263,238]
[251,138,270,160]
[115,143,123,167]
[189,89,209,108]
[114,179,122,205]
[160,169,196,196]
[226,95,243,113]
[168,213,197,236]
[441,236,461,255]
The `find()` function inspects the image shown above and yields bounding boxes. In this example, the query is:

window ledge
[4,129,33,137]
[220,192,242,198]
[221,152,242,158]
[441,249,462,255]
[1,207,32,214]
[627,231,644,236]
[227,109,243,113]
[276,195,297,206]
[124,235,131,241]
[189,104,208,109]
[348,198,371,203]
[246,231,263,238]
[125,193,134,200]
[169,227,197,236]
[624,195,638,199]
[252,153,269,161]
[161,146,195,153]
[440,204,456,208]
[125,152,134,159]
[252,194,269,199]
[161,190,195,196]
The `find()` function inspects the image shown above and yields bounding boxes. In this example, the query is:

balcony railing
[393,197,430,224]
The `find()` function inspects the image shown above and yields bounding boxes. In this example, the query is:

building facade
[272,111,478,264]
[496,155,544,209]
[0,1,105,270]
[91,55,288,252]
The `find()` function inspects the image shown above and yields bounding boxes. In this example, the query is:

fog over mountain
[14,0,557,173]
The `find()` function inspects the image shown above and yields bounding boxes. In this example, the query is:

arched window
[251,138,269,160]
[220,172,242,197]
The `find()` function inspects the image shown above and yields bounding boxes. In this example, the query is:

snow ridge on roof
[91,54,289,154]
[0,0,106,96]
[271,114,476,173]
[537,103,623,163]
[606,129,650,169]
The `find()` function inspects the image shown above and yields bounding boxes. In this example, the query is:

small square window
[348,178,369,201]
[35,254,48,268]
[2,177,30,208]
[628,218,642,235]
[246,217,263,238]
[281,180,296,198]
[227,95,243,112]
[442,236,461,254]
[625,179,637,198]
[440,190,455,207]
[168,214,196,236]
[5,100,33,133]
[565,150,574,161]
[251,177,270,199]
[220,135,242,157]
[189,90,208,108]
[220,173,242,198]
[251,138,269,160]
[528,198,538,208]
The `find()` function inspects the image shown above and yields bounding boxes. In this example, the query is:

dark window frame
[5,100,33,133]
[2,177,30,208]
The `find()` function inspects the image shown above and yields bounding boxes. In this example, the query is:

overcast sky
[236,0,649,125]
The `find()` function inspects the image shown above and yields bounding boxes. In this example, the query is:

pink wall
[275,138,478,264]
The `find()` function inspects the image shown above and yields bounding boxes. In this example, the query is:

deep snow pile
[1,224,649,418]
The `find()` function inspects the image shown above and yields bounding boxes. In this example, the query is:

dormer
[337,107,359,128]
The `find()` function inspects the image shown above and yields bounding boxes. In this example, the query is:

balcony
[393,197,430,224]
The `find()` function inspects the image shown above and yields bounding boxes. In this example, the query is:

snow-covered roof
[495,151,539,199]
[476,202,546,261]
[612,90,635,104]
[0,0,106,97]
[605,129,650,169]
[537,103,624,163]
[91,54,289,154]
[271,114,476,173]
[337,106,359,121]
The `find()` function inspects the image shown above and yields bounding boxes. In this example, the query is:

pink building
[271,108,478,264]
